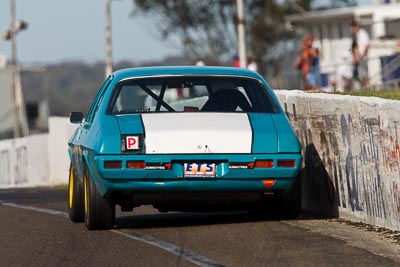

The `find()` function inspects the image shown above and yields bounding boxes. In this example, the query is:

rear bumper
[86,153,302,196]
[102,178,294,192]
[87,153,302,195]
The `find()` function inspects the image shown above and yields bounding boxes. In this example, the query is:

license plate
[184,163,216,178]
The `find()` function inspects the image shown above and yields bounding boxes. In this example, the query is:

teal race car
[68,66,302,230]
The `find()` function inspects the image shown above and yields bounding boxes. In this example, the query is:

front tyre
[68,163,84,222]
[84,165,115,230]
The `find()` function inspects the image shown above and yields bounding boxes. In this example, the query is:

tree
[133,0,237,65]
[132,0,356,76]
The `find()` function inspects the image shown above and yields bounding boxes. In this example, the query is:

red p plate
[126,136,139,150]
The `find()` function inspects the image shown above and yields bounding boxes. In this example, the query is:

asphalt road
[0,187,399,267]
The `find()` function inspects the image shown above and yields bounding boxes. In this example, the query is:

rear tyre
[271,173,302,219]
[68,163,84,222]
[84,165,115,230]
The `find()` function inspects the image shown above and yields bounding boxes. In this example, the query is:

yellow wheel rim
[68,167,74,209]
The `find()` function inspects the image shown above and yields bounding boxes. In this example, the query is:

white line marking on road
[111,229,224,267]
[0,200,224,267]
[0,201,69,219]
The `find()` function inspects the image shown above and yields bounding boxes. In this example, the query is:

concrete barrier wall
[0,93,399,230]
[0,117,77,188]
[0,134,49,188]
[48,117,79,185]
[275,90,400,230]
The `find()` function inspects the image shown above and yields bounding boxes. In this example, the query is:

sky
[0,0,372,65]
[0,0,180,65]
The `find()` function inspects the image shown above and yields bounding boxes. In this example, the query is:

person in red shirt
[232,54,240,67]
[294,34,320,90]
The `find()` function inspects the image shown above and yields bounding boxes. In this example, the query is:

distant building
[20,67,49,133]
[286,2,400,90]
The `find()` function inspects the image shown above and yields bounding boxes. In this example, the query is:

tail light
[278,160,296,168]
[127,161,145,169]
[104,161,122,169]
[255,160,274,168]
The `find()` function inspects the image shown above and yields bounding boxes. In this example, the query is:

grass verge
[337,89,400,100]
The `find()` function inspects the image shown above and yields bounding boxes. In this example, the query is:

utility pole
[9,0,29,138]
[236,0,247,68]
[105,0,113,77]
[10,0,20,137]
[3,1,29,138]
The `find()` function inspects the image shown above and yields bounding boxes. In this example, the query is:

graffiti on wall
[380,120,400,175]
[285,103,339,216]
[393,182,400,215]
[343,115,387,218]
[379,119,400,218]
[0,149,11,186]
[0,145,28,187]
[15,146,28,185]
[284,100,400,222]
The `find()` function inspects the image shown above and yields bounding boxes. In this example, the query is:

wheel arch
[82,149,109,197]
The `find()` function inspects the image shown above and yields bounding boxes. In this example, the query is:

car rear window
[108,76,279,114]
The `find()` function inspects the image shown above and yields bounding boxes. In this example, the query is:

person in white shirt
[350,20,370,87]
[335,51,353,92]
[247,57,258,72]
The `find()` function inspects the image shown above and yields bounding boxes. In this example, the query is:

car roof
[112,66,264,81]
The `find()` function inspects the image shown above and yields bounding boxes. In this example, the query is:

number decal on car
[184,163,216,178]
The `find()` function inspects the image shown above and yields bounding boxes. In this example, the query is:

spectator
[294,34,320,90]
[334,51,353,92]
[247,57,258,72]
[232,54,240,67]
[195,60,205,66]
[308,34,321,90]
[350,20,370,88]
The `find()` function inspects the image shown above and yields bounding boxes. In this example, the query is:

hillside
[21,56,190,117]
